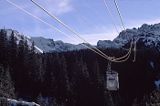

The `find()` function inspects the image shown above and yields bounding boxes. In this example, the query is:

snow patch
[0,97,40,106]
[34,46,44,53]
[155,80,160,89]
[97,40,120,48]
[150,61,155,69]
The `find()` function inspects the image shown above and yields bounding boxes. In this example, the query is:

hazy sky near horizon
[0,0,160,44]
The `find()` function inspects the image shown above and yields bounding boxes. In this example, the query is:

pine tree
[31,41,35,54]
[51,54,69,104]
[17,37,25,63]
[37,93,45,106]
[8,31,17,69]
[0,66,15,98]
[15,37,27,92]
[0,29,8,66]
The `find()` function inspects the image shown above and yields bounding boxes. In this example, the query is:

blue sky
[0,0,160,44]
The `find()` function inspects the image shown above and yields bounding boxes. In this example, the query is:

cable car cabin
[106,70,119,91]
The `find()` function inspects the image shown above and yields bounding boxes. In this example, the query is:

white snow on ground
[0,97,40,106]
[7,98,40,106]
[150,61,155,69]
[155,80,160,89]
[34,45,44,53]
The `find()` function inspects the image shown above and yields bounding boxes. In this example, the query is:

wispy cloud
[31,0,74,17]
[3,0,74,19]
[1,0,75,41]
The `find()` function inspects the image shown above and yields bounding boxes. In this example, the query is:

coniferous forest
[0,29,160,106]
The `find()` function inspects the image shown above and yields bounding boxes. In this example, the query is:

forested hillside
[0,28,160,106]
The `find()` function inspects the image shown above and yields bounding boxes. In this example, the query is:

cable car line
[5,0,77,43]
[30,0,135,62]
[113,0,126,30]
[5,0,119,61]
[103,0,136,62]
[30,0,114,61]
[133,40,137,62]
[5,0,135,63]
[5,0,113,60]
[103,0,120,34]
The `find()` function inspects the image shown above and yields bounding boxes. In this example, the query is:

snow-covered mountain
[3,23,160,53]
[97,23,160,50]
[4,29,88,53]
[31,37,87,53]
[4,29,44,53]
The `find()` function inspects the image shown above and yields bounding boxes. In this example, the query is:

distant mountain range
[3,23,160,53]
[98,23,160,50]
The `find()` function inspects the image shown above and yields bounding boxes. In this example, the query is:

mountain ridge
[3,23,160,53]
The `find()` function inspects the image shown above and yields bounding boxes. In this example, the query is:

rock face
[97,40,120,49]
[98,23,160,50]
[31,37,87,53]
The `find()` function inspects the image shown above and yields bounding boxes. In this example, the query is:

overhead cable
[103,0,119,34]
[5,0,115,61]
[113,0,125,30]
[30,0,133,62]
[5,0,134,63]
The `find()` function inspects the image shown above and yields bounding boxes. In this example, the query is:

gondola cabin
[106,70,119,91]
